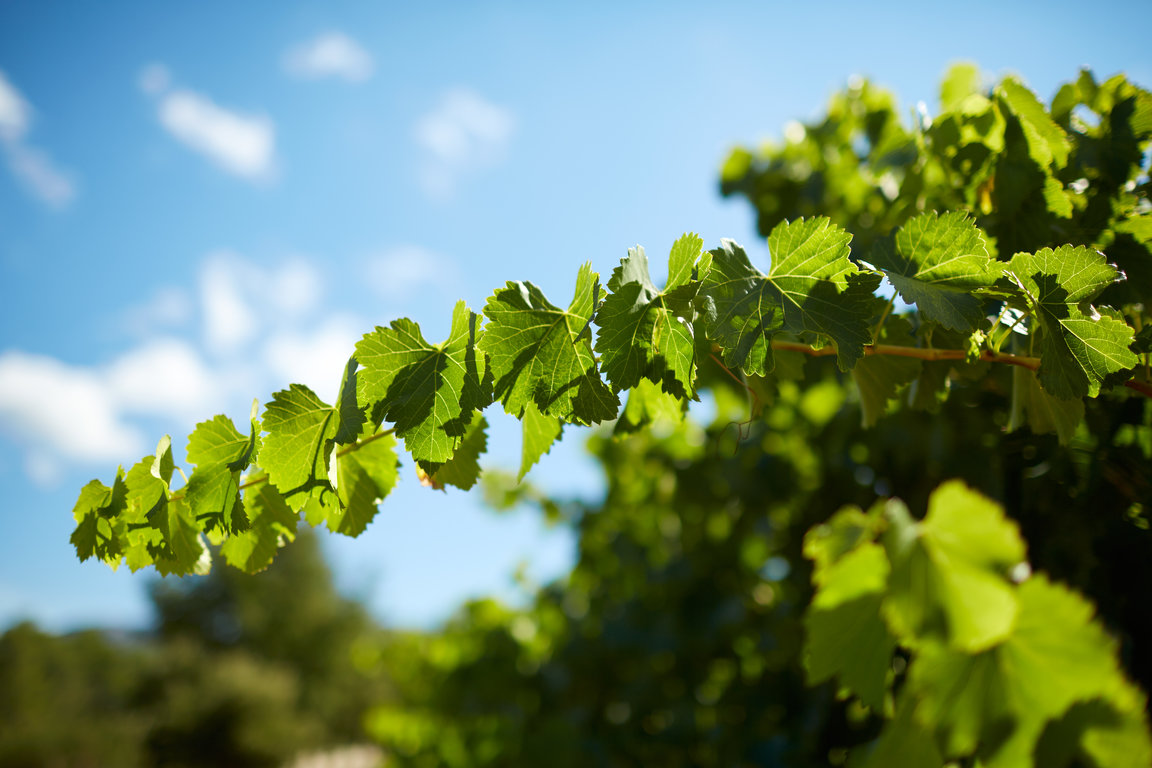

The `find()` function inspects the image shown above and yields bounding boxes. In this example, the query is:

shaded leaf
[481,263,619,424]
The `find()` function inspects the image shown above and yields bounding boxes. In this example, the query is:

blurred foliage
[366,64,1152,766]
[0,530,388,767]
[10,63,1152,766]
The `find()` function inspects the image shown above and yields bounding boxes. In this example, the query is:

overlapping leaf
[519,402,561,481]
[882,481,1026,652]
[220,474,298,573]
[870,211,1001,332]
[119,437,208,575]
[261,384,338,509]
[417,412,487,491]
[803,502,896,710]
[480,263,618,424]
[1009,367,1084,445]
[1006,246,1137,398]
[356,300,491,466]
[615,378,686,435]
[333,432,401,534]
[997,78,1071,169]
[907,576,1150,766]
[595,234,707,398]
[70,470,128,565]
[703,218,881,376]
[183,403,260,534]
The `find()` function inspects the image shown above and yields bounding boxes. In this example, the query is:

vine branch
[767,340,1152,399]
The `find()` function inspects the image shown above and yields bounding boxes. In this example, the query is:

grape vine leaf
[861,697,944,768]
[997,78,1071,169]
[615,378,686,435]
[702,218,881,376]
[261,384,338,509]
[852,355,922,427]
[1009,367,1084,446]
[184,405,260,534]
[870,211,1001,332]
[595,234,705,398]
[519,402,561,481]
[907,576,1151,766]
[882,481,1025,652]
[480,262,619,424]
[220,475,298,573]
[355,300,491,465]
[1006,246,1137,398]
[335,356,369,445]
[332,432,401,535]
[119,437,207,576]
[418,412,487,491]
[804,502,896,710]
[71,470,128,565]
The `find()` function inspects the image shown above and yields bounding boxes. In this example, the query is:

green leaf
[615,378,686,435]
[1007,246,1137,398]
[150,497,210,577]
[422,412,487,491]
[519,402,562,481]
[355,300,491,464]
[803,503,886,582]
[220,477,298,574]
[703,218,881,376]
[184,412,260,533]
[70,471,128,564]
[870,211,1000,332]
[940,62,981,113]
[261,384,338,508]
[852,355,922,427]
[1009,367,1084,446]
[335,356,368,445]
[596,235,704,398]
[908,576,1148,765]
[861,696,944,768]
[803,502,896,710]
[883,481,1025,652]
[184,465,246,534]
[332,432,401,535]
[480,262,619,424]
[998,77,1070,168]
[186,411,259,471]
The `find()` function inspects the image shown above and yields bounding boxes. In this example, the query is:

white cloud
[122,286,194,332]
[263,316,362,403]
[155,88,276,181]
[105,337,223,421]
[0,69,77,208]
[138,62,171,96]
[414,89,515,197]
[200,253,322,356]
[3,143,76,207]
[283,32,374,82]
[0,352,145,471]
[200,254,260,355]
[0,249,364,485]
[365,245,457,298]
[0,71,31,142]
[268,259,322,316]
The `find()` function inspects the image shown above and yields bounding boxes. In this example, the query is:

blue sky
[2,1,1150,632]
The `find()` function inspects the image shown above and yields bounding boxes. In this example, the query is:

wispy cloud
[0,71,31,141]
[364,245,458,299]
[141,64,277,182]
[0,70,77,208]
[0,250,349,486]
[414,89,515,198]
[283,32,374,82]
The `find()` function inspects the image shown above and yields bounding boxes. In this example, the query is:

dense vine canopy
[69,65,1152,767]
